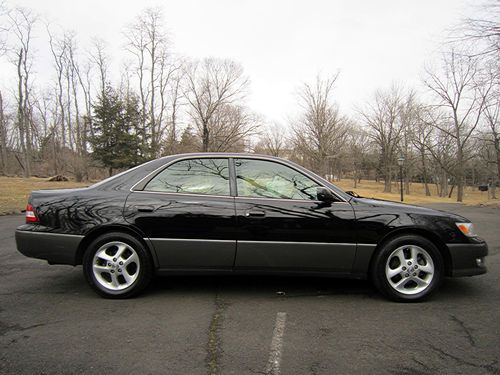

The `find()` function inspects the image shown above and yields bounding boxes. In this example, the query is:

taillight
[26,203,39,223]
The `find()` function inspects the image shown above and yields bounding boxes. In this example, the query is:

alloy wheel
[385,245,435,295]
[92,241,140,291]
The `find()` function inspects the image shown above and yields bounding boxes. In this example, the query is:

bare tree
[291,75,349,178]
[164,66,185,155]
[257,123,287,157]
[0,90,8,174]
[359,85,407,192]
[74,58,93,154]
[452,1,499,59]
[204,104,260,152]
[90,38,109,100]
[424,50,491,201]
[413,106,435,196]
[398,91,420,195]
[32,88,59,175]
[125,7,182,157]
[477,63,500,198]
[427,119,457,197]
[8,7,37,177]
[0,1,9,57]
[346,125,370,188]
[184,58,249,152]
[47,24,67,149]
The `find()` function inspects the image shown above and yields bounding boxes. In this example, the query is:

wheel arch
[75,224,158,268]
[368,228,452,277]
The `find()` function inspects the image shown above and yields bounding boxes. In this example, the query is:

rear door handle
[135,205,155,213]
[245,210,266,217]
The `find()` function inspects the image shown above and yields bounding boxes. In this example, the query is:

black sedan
[15,153,488,301]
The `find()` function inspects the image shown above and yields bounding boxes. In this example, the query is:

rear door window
[145,158,230,196]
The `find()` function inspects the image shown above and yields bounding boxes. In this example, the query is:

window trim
[130,155,347,203]
[137,157,232,197]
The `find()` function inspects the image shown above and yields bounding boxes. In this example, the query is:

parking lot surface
[1,204,499,374]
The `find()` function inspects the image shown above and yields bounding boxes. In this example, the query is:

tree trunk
[52,131,58,175]
[0,91,8,175]
[496,136,500,195]
[17,50,29,178]
[66,73,73,151]
[456,179,464,202]
[404,174,410,195]
[455,136,464,202]
[383,164,392,193]
[202,122,209,152]
[449,184,455,199]
[490,177,497,200]
[421,151,431,196]
[440,170,449,197]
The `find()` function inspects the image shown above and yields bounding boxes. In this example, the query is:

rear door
[125,157,236,269]
[233,158,356,273]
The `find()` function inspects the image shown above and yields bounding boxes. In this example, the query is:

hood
[351,197,469,222]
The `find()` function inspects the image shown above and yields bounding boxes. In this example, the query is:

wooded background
[0,3,498,202]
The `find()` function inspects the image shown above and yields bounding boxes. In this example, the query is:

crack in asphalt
[391,367,430,375]
[411,357,434,372]
[428,343,500,374]
[206,288,227,375]
[0,321,47,337]
[450,314,476,347]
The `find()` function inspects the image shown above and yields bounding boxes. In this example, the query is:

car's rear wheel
[371,235,444,302]
[83,232,152,298]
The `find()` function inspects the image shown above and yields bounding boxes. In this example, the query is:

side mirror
[317,187,335,203]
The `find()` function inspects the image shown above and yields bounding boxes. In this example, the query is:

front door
[233,158,356,273]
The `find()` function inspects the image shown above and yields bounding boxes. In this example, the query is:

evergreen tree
[90,85,145,176]
[123,93,148,165]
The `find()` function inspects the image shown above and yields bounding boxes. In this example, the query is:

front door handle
[245,210,266,217]
[135,205,155,213]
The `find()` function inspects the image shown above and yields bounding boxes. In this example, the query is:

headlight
[455,222,477,237]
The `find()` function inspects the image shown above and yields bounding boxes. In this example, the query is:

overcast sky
[1,0,482,124]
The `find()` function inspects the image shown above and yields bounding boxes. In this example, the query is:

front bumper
[15,229,83,266]
[447,241,488,277]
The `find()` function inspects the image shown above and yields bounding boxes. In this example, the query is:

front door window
[234,159,321,200]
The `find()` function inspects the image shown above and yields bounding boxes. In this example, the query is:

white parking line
[265,312,287,375]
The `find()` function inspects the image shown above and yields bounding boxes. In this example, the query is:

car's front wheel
[371,235,444,302]
[83,232,153,298]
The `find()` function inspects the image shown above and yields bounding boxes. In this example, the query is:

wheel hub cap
[92,241,140,291]
[385,245,434,295]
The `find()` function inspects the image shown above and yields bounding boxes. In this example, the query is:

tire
[371,235,444,302]
[83,232,153,299]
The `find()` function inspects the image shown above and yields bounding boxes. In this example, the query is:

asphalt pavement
[1,204,499,374]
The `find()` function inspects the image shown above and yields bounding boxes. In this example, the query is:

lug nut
[408,261,412,265]
[405,273,409,277]
[113,258,117,262]
[110,270,115,273]
[402,266,407,271]
[118,269,122,272]
[413,273,417,276]
[119,261,123,265]
[107,263,111,267]
[414,265,418,269]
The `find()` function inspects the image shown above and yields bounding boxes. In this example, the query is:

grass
[1,176,498,215]
[335,178,500,207]
[0,177,89,215]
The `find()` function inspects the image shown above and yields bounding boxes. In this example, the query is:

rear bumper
[447,241,488,277]
[15,229,83,266]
